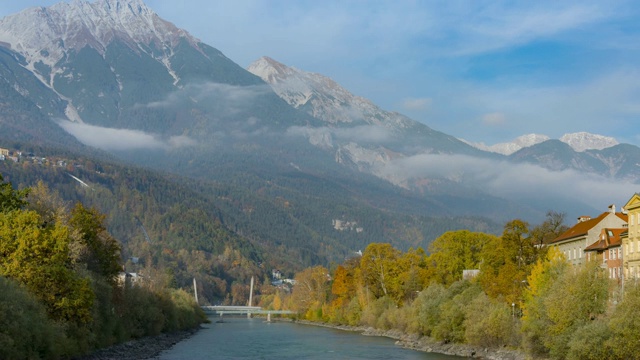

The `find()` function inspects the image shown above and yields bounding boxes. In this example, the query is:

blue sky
[2,0,640,146]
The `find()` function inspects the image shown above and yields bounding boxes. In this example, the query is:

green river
[158,317,469,359]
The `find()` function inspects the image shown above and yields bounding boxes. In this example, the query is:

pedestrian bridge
[201,305,295,316]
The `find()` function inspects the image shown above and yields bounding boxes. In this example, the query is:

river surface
[158,317,469,359]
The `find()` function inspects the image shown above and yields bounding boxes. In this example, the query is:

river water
[158,317,468,359]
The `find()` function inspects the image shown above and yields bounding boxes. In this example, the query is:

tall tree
[360,243,402,301]
[530,211,569,247]
[0,174,29,212]
[479,219,538,304]
[291,265,330,314]
[69,203,122,284]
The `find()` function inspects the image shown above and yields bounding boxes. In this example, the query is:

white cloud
[58,121,197,151]
[143,82,272,112]
[380,152,636,210]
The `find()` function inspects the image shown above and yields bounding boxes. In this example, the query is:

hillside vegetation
[0,175,205,359]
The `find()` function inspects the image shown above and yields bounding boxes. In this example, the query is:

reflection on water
[159,317,468,360]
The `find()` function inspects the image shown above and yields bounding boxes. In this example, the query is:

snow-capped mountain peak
[559,132,619,152]
[466,134,550,155]
[248,56,414,128]
[466,132,619,155]
[0,0,198,69]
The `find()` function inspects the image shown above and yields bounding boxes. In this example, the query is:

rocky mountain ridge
[0,0,195,69]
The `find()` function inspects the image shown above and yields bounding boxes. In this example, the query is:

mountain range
[469,132,619,155]
[0,0,637,283]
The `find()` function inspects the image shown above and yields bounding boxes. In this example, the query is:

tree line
[0,175,206,359]
[278,214,640,360]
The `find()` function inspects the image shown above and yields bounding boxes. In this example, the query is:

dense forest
[0,143,500,305]
[0,175,205,359]
[278,218,640,360]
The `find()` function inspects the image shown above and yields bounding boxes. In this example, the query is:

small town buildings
[584,228,625,281]
[623,194,640,280]
[549,205,628,266]
[0,147,8,157]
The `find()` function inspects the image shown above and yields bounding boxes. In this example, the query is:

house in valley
[549,205,628,266]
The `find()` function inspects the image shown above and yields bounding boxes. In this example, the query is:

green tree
[609,284,640,359]
[464,292,517,348]
[0,174,29,212]
[543,260,608,359]
[479,219,538,304]
[0,276,68,359]
[520,247,569,357]
[69,203,122,284]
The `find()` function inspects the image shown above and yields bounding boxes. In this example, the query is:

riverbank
[73,327,201,360]
[290,319,526,360]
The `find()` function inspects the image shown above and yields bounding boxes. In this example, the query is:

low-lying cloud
[380,152,637,210]
[142,82,272,116]
[58,121,197,151]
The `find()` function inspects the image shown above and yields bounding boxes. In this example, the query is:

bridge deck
[201,305,294,315]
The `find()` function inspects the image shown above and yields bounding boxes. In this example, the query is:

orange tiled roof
[551,212,628,244]
[585,228,625,252]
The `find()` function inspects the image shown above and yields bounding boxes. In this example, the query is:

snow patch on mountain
[560,132,618,152]
[0,0,193,85]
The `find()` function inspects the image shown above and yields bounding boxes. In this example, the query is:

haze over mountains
[0,0,637,271]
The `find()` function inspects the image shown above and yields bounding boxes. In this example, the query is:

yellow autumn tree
[360,243,402,301]
[0,210,94,324]
[291,265,330,318]
[428,230,496,286]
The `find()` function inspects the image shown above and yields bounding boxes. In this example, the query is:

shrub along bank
[278,220,640,360]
